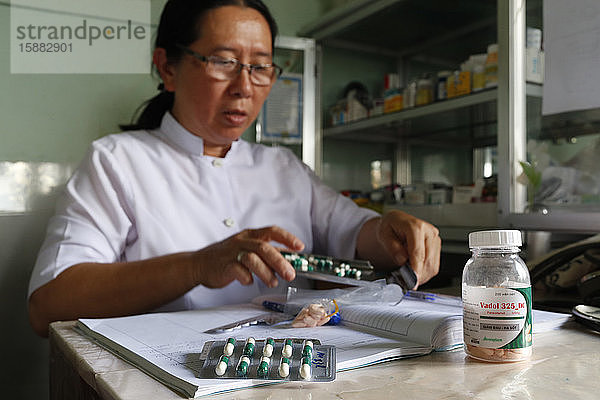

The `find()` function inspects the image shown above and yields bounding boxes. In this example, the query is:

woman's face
[163,6,274,155]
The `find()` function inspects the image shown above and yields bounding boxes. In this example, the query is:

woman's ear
[153,48,176,92]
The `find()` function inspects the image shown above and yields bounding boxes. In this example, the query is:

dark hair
[121,0,278,131]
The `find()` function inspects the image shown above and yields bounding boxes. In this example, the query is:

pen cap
[469,230,522,248]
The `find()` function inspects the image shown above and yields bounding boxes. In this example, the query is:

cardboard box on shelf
[384,90,403,113]
[404,189,426,205]
[427,188,451,205]
[447,71,471,98]
[452,185,476,204]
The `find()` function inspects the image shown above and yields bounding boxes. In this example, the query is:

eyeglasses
[176,44,282,86]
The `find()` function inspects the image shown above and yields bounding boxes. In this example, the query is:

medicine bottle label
[462,286,532,349]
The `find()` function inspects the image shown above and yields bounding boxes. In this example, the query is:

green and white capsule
[257,356,270,378]
[223,337,235,356]
[278,357,290,378]
[282,339,293,358]
[299,356,311,380]
[242,337,255,357]
[292,258,302,270]
[236,356,250,377]
[300,258,309,272]
[263,337,275,357]
[214,355,229,376]
[302,340,313,358]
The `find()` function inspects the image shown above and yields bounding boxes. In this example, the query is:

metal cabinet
[503,0,600,233]
[299,0,600,235]
[256,36,321,175]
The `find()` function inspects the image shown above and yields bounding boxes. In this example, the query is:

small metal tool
[203,313,292,334]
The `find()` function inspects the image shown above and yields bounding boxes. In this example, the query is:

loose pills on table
[214,355,229,376]
[278,357,290,378]
[223,337,235,356]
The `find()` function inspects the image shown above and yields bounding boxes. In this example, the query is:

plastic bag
[286,281,404,328]
[290,300,337,328]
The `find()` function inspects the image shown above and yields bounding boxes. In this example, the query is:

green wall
[0,0,324,165]
[0,1,166,164]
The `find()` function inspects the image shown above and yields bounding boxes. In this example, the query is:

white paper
[77,303,433,398]
[543,0,600,115]
[339,298,463,350]
[259,73,302,143]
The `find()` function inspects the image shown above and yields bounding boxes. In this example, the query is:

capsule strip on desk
[198,337,335,382]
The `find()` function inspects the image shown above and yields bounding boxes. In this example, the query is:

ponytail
[120,86,174,131]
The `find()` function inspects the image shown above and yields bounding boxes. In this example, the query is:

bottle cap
[469,230,522,247]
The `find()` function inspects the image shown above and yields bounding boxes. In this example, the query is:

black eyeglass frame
[175,44,283,86]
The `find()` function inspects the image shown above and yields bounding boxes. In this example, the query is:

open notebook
[76,295,569,398]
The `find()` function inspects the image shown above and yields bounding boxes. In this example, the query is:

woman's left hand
[376,210,441,287]
[357,210,441,288]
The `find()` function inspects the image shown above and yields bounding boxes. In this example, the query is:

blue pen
[405,290,462,307]
[405,291,438,301]
[262,300,287,313]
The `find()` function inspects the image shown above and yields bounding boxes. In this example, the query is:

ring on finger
[236,250,247,263]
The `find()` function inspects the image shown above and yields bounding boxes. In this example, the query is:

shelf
[299,0,497,63]
[307,0,600,233]
[384,202,498,228]
[324,83,542,144]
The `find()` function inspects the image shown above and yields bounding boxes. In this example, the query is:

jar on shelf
[403,79,417,109]
[416,76,433,106]
[484,43,499,88]
[436,70,452,101]
[472,63,486,92]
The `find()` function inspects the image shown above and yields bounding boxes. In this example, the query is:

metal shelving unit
[298,0,508,245]
[301,0,600,234]
[323,84,542,142]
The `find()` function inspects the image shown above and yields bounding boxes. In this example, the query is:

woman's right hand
[192,226,305,289]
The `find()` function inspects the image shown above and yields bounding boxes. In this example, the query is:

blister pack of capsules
[281,250,418,291]
[281,251,374,283]
[198,337,336,382]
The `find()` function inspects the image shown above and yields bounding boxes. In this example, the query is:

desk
[49,320,599,400]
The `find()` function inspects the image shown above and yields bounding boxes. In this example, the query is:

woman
[28,0,441,337]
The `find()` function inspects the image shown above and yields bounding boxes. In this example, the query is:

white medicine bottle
[462,230,532,362]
